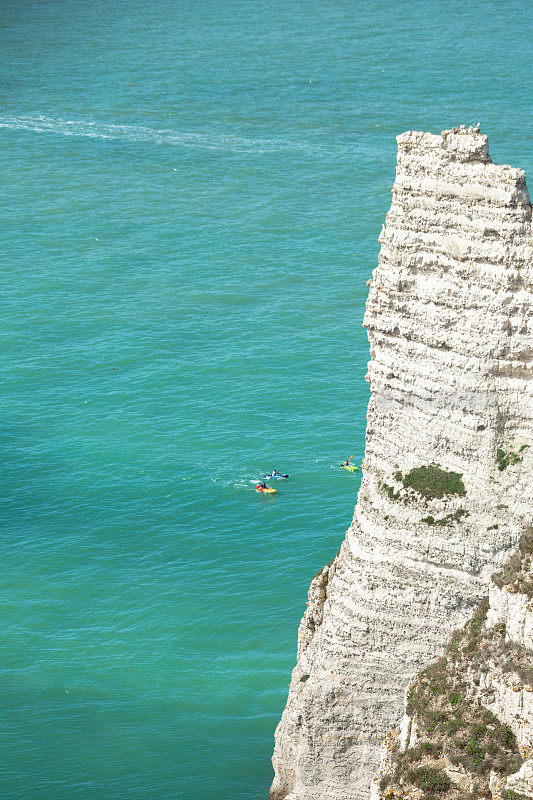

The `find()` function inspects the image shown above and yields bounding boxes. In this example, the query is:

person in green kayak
[341,455,357,468]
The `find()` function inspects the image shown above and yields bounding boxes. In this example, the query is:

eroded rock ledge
[270,127,532,800]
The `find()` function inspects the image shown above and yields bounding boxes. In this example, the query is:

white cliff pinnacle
[270,126,532,800]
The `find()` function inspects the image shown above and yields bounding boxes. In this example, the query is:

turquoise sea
[1,1,531,798]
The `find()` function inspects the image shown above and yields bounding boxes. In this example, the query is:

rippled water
[1,1,531,798]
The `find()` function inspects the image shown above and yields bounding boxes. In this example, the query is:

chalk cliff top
[396,127,529,199]
[398,126,491,162]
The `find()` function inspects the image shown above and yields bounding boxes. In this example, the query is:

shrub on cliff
[502,791,530,800]
[407,766,451,796]
[422,509,469,526]
[399,465,466,499]
[496,445,529,471]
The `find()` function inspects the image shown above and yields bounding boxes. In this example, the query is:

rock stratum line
[270,127,532,800]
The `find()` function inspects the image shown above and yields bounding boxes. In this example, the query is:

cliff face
[271,127,532,800]
[372,530,533,800]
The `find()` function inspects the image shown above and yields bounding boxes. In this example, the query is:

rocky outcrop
[271,127,532,800]
[371,530,533,800]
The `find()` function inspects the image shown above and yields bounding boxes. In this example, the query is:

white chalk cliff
[270,127,533,800]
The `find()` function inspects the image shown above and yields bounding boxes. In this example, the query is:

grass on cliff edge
[396,465,466,499]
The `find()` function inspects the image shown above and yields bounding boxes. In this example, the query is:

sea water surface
[1,1,531,798]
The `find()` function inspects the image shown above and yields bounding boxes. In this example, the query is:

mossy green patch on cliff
[398,465,466,499]
[422,509,469,526]
[381,482,400,501]
[407,766,451,795]
[502,791,531,800]
[496,445,529,471]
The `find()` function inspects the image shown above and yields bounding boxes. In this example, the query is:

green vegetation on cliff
[492,529,533,599]
[398,465,466,499]
[496,445,529,472]
[379,531,532,800]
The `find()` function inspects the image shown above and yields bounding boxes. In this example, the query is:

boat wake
[0,113,335,155]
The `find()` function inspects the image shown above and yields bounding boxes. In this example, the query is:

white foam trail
[0,113,333,155]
